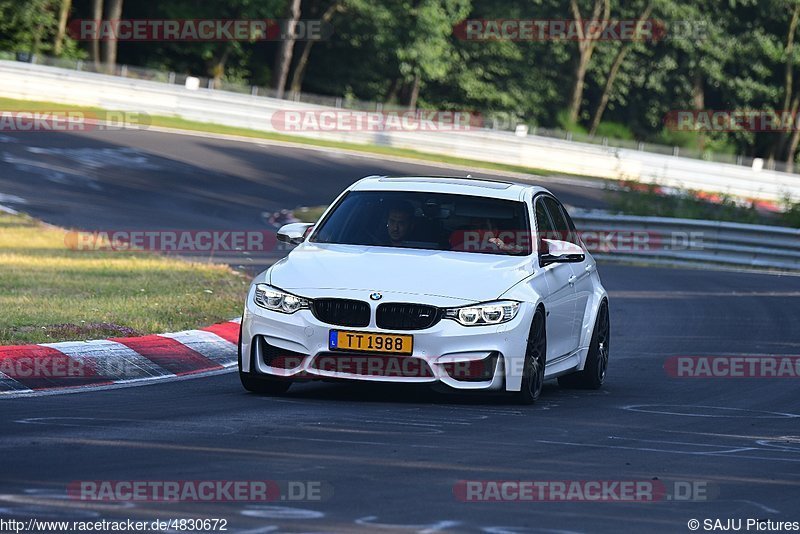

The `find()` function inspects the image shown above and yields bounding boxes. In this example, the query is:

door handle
[585,264,594,273]
[568,275,577,286]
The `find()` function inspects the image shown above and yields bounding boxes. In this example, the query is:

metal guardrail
[8,52,798,173]
[1,60,800,205]
[570,212,800,272]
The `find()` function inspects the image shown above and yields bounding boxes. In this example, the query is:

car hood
[269,243,534,302]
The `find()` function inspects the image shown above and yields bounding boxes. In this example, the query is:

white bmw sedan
[238,176,609,404]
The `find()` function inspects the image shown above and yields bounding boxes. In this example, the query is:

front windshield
[310,191,532,256]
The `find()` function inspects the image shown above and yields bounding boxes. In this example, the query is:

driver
[384,201,415,246]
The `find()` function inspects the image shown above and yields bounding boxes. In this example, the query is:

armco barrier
[571,212,800,271]
[1,60,799,204]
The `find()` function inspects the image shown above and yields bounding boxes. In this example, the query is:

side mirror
[539,238,585,266]
[277,223,314,245]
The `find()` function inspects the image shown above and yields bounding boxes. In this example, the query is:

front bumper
[240,287,534,392]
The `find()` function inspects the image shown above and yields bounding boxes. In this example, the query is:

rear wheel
[558,301,609,389]
[513,309,546,405]
[238,320,292,395]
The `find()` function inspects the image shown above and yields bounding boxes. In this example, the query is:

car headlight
[443,300,521,326]
[253,284,310,314]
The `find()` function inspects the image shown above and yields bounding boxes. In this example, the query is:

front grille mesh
[311,298,370,327]
[376,303,441,330]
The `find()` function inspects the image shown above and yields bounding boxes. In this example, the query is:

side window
[542,197,569,242]
[534,198,555,242]
[560,204,582,246]
[544,197,580,246]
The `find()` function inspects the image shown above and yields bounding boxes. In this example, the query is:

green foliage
[4,0,800,167]
[0,0,60,54]
[657,127,702,149]
[780,195,800,227]
[608,183,771,226]
[594,121,635,140]
[557,109,588,135]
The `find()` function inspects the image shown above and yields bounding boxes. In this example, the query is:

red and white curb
[0,318,240,396]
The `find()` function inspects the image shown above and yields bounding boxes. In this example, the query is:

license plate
[329,330,413,355]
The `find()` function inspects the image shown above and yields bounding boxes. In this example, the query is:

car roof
[350,175,550,201]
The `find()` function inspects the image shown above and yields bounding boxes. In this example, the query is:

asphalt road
[1,264,798,533]
[0,128,611,271]
[0,129,608,229]
[1,128,798,532]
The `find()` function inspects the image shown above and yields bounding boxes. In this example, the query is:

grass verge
[0,212,248,345]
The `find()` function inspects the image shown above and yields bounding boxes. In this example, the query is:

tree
[567,0,611,123]
[0,0,61,55]
[588,1,653,135]
[778,1,800,167]
[90,0,102,67]
[53,0,71,55]
[379,0,471,108]
[122,0,284,88]
[8,0,800,167]
[101,0,124,73]
[274,0,302,98]
[289,0,345,94]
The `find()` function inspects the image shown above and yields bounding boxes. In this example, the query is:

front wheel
[513,309,546,405]
[558,301,609,389]
[238,320,293,395]
[239,372,292,395]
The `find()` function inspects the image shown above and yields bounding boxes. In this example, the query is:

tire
[240,372,292,395]
[238,319,292,395]
[513,309,546,405]
[558,301,609,390]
